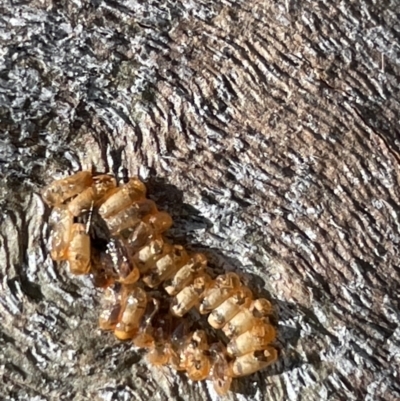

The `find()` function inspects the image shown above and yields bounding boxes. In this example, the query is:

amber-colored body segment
[42,171,93,206]
[142,245,189,288]
[199,272,241,314]
[231,346,278,377]
[164,253,207,296]
[222,306,257,338]
[67,223,91,275]
[133,298,160,348]
[208,289,253,329]
[105,199,157,234]
[98,178,146,218]
[170,275,212,317]
[43,172,278,395]
[227,324,276,357]
[114,287,147,340]
[68,175,117,216]
[181,331,211,381]
[49,206,73,261]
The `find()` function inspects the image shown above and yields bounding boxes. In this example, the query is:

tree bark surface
[1,1,400,400]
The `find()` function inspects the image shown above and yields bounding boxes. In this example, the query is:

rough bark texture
[1,1,400,400]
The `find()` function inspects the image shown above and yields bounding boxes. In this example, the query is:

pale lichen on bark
[1,1,400,400]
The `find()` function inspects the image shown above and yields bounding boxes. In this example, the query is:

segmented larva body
[42,171,278,395]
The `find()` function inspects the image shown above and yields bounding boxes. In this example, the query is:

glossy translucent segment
[118,264,140,284]
[42,171,93,206]
[68,175,117,216]
[142,211,173,234]
[134,238,172,274]
[104,199,157,234]
[170,275,212,317]
[168,345,185,371]
[164,253,207,296]
[98,285,123,330]
[231,346,278,377]
[133,298,160,348]
[122,221,154,252]
[114,287,147,340]
[67,223,91,274]
[199,272,241,314]
[227,323,276,357]
[208,289,253,329]
[98,178,146,218]
[49,206,72,261]
[222,306,256,338]
[142,245,189,288]
[210,343,233,396]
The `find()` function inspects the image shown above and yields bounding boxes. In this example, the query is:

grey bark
[1,0,400,400]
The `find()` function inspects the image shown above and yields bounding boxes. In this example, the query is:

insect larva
[170,275,213,317]
[99,284,124,331]
[43,171,279,395]
[48,206,73,261]
[199,272,242,314]
[68,175,117,217]
[226,323,276,357]
[114,286,147,340]
[163,253,207,296]
[207,288,253,329]
[42,171,93,207]
[231,346,278,377]
[98,178,147,218]
[67,223,91,275]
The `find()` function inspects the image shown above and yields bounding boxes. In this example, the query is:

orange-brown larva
[42,171,278,395]
[42,171,93,207]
